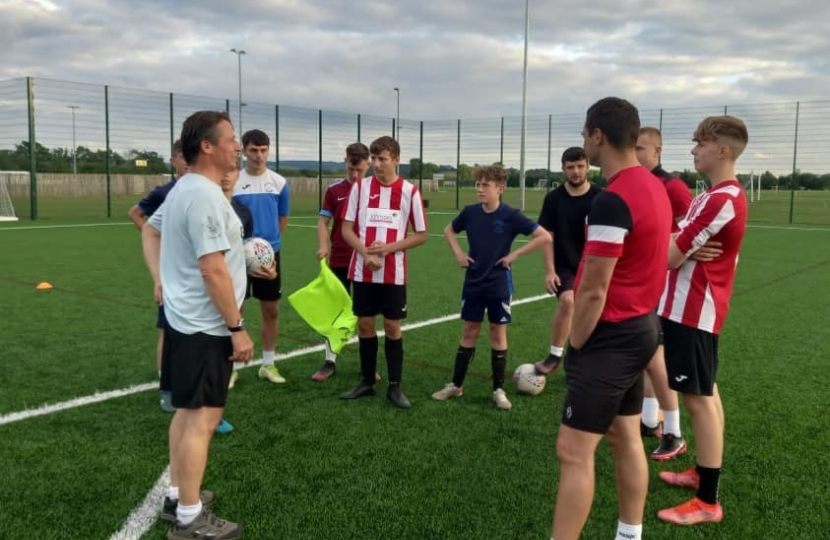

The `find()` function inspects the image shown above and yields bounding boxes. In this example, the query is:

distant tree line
[3,142,829,190]
[0,142,171,175]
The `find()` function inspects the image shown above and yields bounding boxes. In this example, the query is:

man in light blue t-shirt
[142,110,251,540]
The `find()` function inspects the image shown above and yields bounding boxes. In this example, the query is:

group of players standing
[135,96,749,540]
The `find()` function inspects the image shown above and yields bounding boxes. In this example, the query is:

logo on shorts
[565,406,573,419]
[674,375,689,382]
[499,316,508,323]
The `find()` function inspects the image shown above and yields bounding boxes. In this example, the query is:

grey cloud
[2,0,830,145]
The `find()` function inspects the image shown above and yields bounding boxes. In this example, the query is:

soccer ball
[243,237,274,274]
[513,363,546,396]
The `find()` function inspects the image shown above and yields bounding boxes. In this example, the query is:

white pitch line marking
[107,466,171,540]
[0,294,552,427]
[102,293,553,540]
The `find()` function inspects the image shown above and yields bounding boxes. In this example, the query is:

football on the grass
[513,363,546,396]
[243,237,274,274]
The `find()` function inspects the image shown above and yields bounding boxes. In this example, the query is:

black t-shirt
[537,184,601,274]
[231,199,254,240]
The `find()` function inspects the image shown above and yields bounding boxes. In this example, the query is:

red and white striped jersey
[658,180,748,334]
[344,176,428,285]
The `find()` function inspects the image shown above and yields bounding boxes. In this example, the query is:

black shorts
[163,325,233,409]
[352,282,407,320]
[555,266,576,293]
[661,317,719,396]
[562,312,660,434]
[330,266,352,295]
[248,251,282,301]
[156,304,168,330]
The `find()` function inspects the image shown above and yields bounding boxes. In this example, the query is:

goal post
[0,176,19,221]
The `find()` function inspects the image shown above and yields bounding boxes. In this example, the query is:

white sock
[262,350,276,366]
[167,485,179,501]
[615,521,642,540]
[642,397,660,428]
[549,345,564,357]
[663,408,682,437]
[324,340,336,363]
[158,370,162,379]
[176,500,202,526]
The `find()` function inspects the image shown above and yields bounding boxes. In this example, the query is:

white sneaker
[258,364,286,383]
[228,370,238,389]
[431,382,463,401]
[493,388,512,410]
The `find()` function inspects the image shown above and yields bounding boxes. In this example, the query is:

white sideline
[108,466,170,540]
[100,292,551,540]
[0,293,551,428]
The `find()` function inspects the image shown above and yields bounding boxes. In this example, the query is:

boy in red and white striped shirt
[657,116,749,526]
[339,136,428,409]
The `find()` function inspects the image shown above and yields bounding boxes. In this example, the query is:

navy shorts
[460,294,512,324]
[156,305,167,330]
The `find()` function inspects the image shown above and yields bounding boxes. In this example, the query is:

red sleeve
[407,186,428,232]
[666,179,693,221]
[343,181,359,221]
[675,195,735,255]
[321,185,337,217]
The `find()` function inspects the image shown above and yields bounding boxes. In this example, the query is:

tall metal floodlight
[229,48,246,133]
[519,0,530,211]
[68,105,80,174]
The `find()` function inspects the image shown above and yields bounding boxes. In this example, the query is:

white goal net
[0,176,19,221]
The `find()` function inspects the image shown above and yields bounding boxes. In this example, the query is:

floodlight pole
[230,48,246,133]
[68,105,80,175]
[394,87,401,140]
[519,0,530,211]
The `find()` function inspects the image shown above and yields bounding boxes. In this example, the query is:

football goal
[0,176,19,221]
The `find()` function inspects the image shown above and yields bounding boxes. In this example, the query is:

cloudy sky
[2,0,829,172]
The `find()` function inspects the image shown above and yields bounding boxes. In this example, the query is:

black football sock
[695,465,721,504]
[451,346,476,388]
[385,337,403,386]
[359,336,378,384]
[491,349,507,391]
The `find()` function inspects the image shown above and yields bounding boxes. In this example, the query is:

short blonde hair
[473,163,508,185]
[638,126,662,145]
[693,116,749,159]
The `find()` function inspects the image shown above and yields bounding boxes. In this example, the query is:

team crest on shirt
[264,182,276,193]
[205,215,221,239]
[492,219,506,234]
